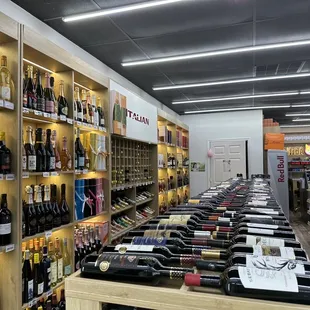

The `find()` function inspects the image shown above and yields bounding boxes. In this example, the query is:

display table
[65,271,310,310]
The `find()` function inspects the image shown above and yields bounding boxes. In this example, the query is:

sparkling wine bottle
[35,69,45,112]
[45,129,56,172]
[24,185,37,236]
[44,73,55,113]
[34,128,47,172]
[58,80,68,117]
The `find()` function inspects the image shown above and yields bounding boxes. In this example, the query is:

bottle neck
[36,132,43,143]
[28,68,33,80]
[0,135,6,146]
[1,197,7,208]
[26,192,33,205]
[45,75,50,89]
[37,73,42,86]
[44,189,50,202]
[46,132,52,144]
[75,90,80,101]
[35,188,42,203]
[62,139,67,150]
[1,58,7,67]
[60,84,65,97]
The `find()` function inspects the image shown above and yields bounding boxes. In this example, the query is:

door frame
[207,138,250,187]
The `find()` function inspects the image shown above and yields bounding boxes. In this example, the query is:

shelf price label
[77,121,82,126]
[99,127,106,132]
[51,172,59,176]
[22,172,29,179]
[60,115,66,121]
[43,112,51,118]
[5,174,15,181]
[4,101,14,110]
[34,110,43,116]
[23,107,30,114]
[0,174,3,181]
[45,230,52,239]
[67,118,73,125]
[51,113,58,120]
[5,244,14,253]
[82,169,88,174]
[43,172,50,177]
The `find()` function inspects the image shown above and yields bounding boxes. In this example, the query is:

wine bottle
[92,95,98,126]
[81,89,87,123]
[0,194,11,246]
[50,77,58,115]
[35,70,45,112]
[74,87,82,122]
[59,183,70,225]
[51,293,60,310]
[48,241,57,287]
[33,241,44,297]
[25,65,36,109]
[51,130,61,171]
[63,237,71,277]
[24,185,37,236]
[0,131,11,174]
[74,232,80,271]
[44,73,55,113]
[58,289,66,310]
[86,91,93,124]
[94,225,102,252]
[34,185,45,233]
[42,184,53,231]
[35,128,47,172]
[51,184,61,227]
[58,80,68,117]
[55,237,63,282]
[40,245,51,292]
[23,249,34,303]
[60,136,72,171]
[75,128,85,170]
[22,130,27,171]
[0,56,11,102]
[45,129,56,172]
[25,126,36,172]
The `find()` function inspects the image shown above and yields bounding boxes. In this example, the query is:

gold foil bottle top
[0,131,5,141]
[26,125,33,133]
[1,56,7,67]
[25,185,33,194]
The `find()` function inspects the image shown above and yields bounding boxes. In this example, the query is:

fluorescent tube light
[280,124,310,128]
[184,105,290,114]
[286,113,310,116]
[63,0,185,22]
[153,73,310,91]
[74,82,91,91]
[173,92,300,105]
[122,39,310,67]
[292,118,310,122]
[291,104,310,107]
[23,58,54,74]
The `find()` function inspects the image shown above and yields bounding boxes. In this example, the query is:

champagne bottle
[34,128,47,172]
[75,128,85,170]
[58,80,68,117]
[59,183,70,225]
[51,184,61,227]
[51,293,59,310]
[86,91,93,124]
[24,65,36,109]
[35,70,45,112]
[97,96,105,127]
[34,185,45,233]
[44,73,55,113]
[42,185,53,231]
[24,186,37,236]
[0,131,11,174]
[74,87,82,122]
[45,129,56,172]
[50,77,58,115]
[25,126,36,172]
[40,245,51,292]
[22,249,33,303]
[63,237,71,277]
[92,95,98,126]
[55,237,63,282]
[22,130,27,171]
[0,194,11,246]
[51,130,61,171]
[0,56,11,101]
[81,89,87,123]
[48,241,57,287]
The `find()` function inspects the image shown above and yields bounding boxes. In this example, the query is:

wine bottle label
[157,214,191,225]
[0,223,11,235]
[28,155,36,171]
[50,261,57,283]
[115,244,154,253]
[22,156,27,170]
[248,228,274,235]
[132,236,167,246]
[28,279,33,300]
[246,235,285,246]
[49,157,56,170]
[64,264,72,276]
[37,97,45,111]
[238,266,298,292]
[247,223,278,229]
[67,159,72,169]
[248,200,268,206]
[188,199,200,204]
[37,282,44,295]
[250,208,279,215]
[56,160,62,170]
[96,254,139,270]
[45,100,55,113]
[252,245,296,259]
[79,157,85,167]
[78,112,83,121]
[245,255,305,274]
[143,230,171,238]
[245,214,272,219]
[1,86,10,101]
[58,258,63,279]
[194,231,211,238]
[61,107,68,115]
[218,217,231,222]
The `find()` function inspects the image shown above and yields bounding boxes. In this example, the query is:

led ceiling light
[153,73,310,91]
[184,105,290,114]
[62,0,185,22]
[286,113,310,117]
[280,124,310,128]
[23,58,54,74]
[292,118,310,122]
[292,104,310,107]
[173,91,302,105]
[74,82,91,91]
[122,39,310,67]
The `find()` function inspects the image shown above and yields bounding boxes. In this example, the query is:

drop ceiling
[11,0,310,124]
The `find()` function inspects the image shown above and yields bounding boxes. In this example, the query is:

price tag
[94,126,98,130]
[51,113,58,120]
[4,101,14,110]
[43,112,51,118]
[47,289,53,297]
[45,230,52,239]
[60,115,66,121]
[0,99,3,107]
[5,244,14,252]
[77,121,82,126]
[67,118,73,125]
[29,299,37,307]
[5,174,15,181]
[22,172,29,179]
[0,174,3,181]
[51,172,59,176]
[23,107,30,114]
[75,170,81,174]
[34,110,43,116]
[83,169,88,174]
[43,172,50,177]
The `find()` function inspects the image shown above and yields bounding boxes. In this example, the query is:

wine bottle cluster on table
[24,289,66,310]
[81,176,310,305]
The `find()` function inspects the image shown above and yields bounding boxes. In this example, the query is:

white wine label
[246,235,285,246]
[194,231,211,238]
[245,255,305,274]
[37,282,44,295]
[218,217,231,222]
[58,258,63,280]
[245,214,272,219]
[28,279,33,300]
[22,156,27,170]
[225,211,236,214]
[79,157,85,167]
[238,266,298,292]
[248,228,274,235]
[247,223,278,229]
[0,223,11,235]
[168,215,191,223]
[250,208,279,215]
[50,261,57,284]
[115,244,154,253]
[1,86,11,101]
[252,245,295,259]
[49,157,56,170]
[28,155,36,171]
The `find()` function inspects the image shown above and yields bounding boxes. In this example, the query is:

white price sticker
[5,244,14,252]
[43,172,50,177]
[45,230,52,239]
[51,113,58,120]
[4,101,14,110]
[67,118,73,125]
[5,174,14,181]
[34,110,43,116]
[0,174,3,181]
[51,172,59,176]
[77,121,82,126]
[82,169,88,174]
[43,112,51,118]
[22,172,29,179]
[99,127,106,132]
[60,115,66,121]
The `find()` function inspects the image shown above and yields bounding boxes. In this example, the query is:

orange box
[264,133,285,150]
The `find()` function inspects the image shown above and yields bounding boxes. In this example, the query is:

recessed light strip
[280,124,310,128]
[63,0,185,22]
[292,118,310,122]
[286,113,310,116]
[74,82,91,92]
[122,39,310,67]
[173,91,305,105]
[153,73,310,91]
[23,58,55,74]
[292,104,310,107]
[184,105,290,114]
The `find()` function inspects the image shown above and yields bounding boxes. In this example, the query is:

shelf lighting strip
[23,58,55,74]
[74,82,91,92]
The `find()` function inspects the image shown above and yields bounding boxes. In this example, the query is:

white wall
[181,110,264,196]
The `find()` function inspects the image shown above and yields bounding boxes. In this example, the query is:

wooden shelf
[22,171,74,178]
[136,197,154,206]
[111,204,134,216]
[73,211,107,225]
[23,108,73,125]
[111,226,135,241]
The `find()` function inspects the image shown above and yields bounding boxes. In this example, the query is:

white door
[209,139,246,186]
